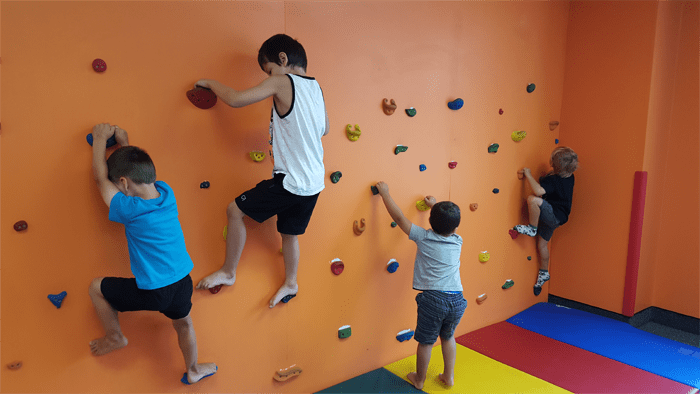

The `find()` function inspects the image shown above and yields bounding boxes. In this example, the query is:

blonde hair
[551,146,578,176]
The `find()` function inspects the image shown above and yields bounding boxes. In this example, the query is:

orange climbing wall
[1,2,571,393]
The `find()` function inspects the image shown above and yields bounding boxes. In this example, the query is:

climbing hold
[92,58,107,72]
[200,181,210,189]
[448,161,458,169]
[405,107,417,117]
[447,98,464,110]
[493,188,499,194]
[549,121,560,131]
[6,361,22,371]
[476,294,487,305]
[488,143,499,153]
[209,285,223,294]
[527,83,536,93]
[273,365,302,382]
[470,203,478,211]
[186,87,217,109]
[353,218,366,235]
[387,259,399,273]
[508,229,519,239]
[370,185,379,195]
[396,329,415,342]
[86,133,118,148]
[281,294,296,303]
[502,279,515,289]
[511,130,527,142]
[338,325,352,338]
[499,108,504,115]
[527,256,532,261]
[419,164,426,172]
[249,151,266,162]
[382,98,397,115]
[479,251,490,263]
[330,258,344,275]
[13,220,28,232]
[346,124,361,141]
[416,200,430,211]
[330,171,342,184]
[391,222,398,228]
[48,291,67,309]
[518,171,525,180]
[223,225,227,240]
[394,145,408,155]
[555,138,559,144]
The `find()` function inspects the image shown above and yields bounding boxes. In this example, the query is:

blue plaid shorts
[414,290,468,344]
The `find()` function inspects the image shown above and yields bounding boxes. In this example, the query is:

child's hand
[195,79,211,89]
[521,168,531,177]
[92,123,114,141]
[424,196,437,208]
[113,125,129,146]
[375,181,389,196]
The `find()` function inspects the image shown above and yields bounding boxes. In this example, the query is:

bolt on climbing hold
[387,259,399,273]
[209,285,223,294]
[281,294,296,303]
[6,361,22,371]
[396,329,415,342]
[186,87,217,109]
[527,256,532,261]
[448,161,458,169]
[382,98,397,115]
[92,58,107,72]
[391,222,398,228]
[502,279,515,289]
[338,325,352,338]
[416,200,430,211]
[405,107,417,117]
[330,171,342,184]
[518,170,525,180]
[549,121,559,131]
[249,151,266,162]
[394,145,408,155]
[200,181,210,189]
[488,143,499,153]
[223,225,227,240]
[470,203,478,211]
[555,138,559,144]
[330,258,344,275]
[527,83,536,93]
[493,188,500,194]
[370,185,379,195]
[479,251,490,263]
[14,220,28,232]
[511,130,526,142]
[476,294,488,304]
[447,98,464,110]
[48,291,67,308]
[419,164,426,171]
[87,133,118,148]
[273,365,302,382]
[353,218,366,235]
[499,108,504,115]
[346,124,361,141]
[508,229,519,239]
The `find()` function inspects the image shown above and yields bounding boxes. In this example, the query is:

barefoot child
[375,181,467,389]
[88,123,217,384]
[514,146,578,296]
[194,34,329,308]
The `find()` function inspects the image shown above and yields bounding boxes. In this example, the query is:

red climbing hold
[92,59,107,72]
[209,284,223,294]
[187,87,217,109]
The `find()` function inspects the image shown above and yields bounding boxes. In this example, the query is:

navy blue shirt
[540,174,575,225]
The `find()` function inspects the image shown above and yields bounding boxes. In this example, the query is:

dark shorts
[537,200,560,242]
[101,274,193,320]
[235,173,320,235]
[414,291,468,344]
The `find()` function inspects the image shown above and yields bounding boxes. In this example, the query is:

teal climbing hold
[405,108,417,117]
[527,83,536,93]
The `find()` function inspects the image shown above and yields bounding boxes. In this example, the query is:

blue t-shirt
[408,224,464,292]
[109,181,193,290]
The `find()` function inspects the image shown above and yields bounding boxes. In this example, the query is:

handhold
[353,218,366,235]
[479,251,490,263]
[502,279,515,289]
[448,161,458,169]
[511,130,527,142]
[416,200,430,211]
[527,83,536,93]
[488,143,499,153]
[223,225,227,240]
[499,108,504,115]
[249,151,266,162]
[48,291,67,308]
[470,203,478,211]
[13,220,28,232]
[493,188,499,194]
[7,361,22,371]
[387,259,399,273]
[346,124,361,141]
[517,171,524,180]
[370,185,379,195]
[419,164,426,172]
[405,107,416,117]
[186,87,217,109]
[549,121,560,131]
[86,133,118,148]
[391,222,398,228]
[382,98,397,115]
[555,138,559,144]
[394,145,408,155]
[281,294,296,303]
[527,256,532,260]
[396,329,415,342]
[508,229,519,239]
[200,181,210,189]
[476,294,487,304]
[447,98,464,110]
[209,284,223,294]
[330,171,342,184]
[330,258,344,275]
[92,58,107,72]
[273,364,302,382]
[338,325,352,338]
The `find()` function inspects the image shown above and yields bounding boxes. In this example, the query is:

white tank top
[269,74,326,196]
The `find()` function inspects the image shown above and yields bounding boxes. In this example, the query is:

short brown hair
[551,146,578,176]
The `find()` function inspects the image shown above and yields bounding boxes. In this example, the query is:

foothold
[382,98,397,115]
[223,225,227,240]
[13,220,28,232]
[346,124,361,141]
[92,58,107,72]
[387,259,399,273]
[508,229,519,239]
[476,294,488,305]
[470,203,478,211]
[499,108,504,115]
[394,145,408,155]
[416,200,430,211]
[527,256,532,261]
[396,329,415,342]
[7,361,22,371]
[48,291,67,308]
[493,188,499,194]
[249,151,266,162]
[502,279,515,289]
[273,364,302,382]
[330,171,342,184]
[555,138,559,144]
[549,121,560,131]
[448,161,458,169]
[391,222,398,228]
[511,130,527,142]
[447,98,464,110]
[353,218,366,236]
[281,294,297,303]
[200,181,210,189]
[419,164,426,172]
[86,133,118,148]
[209,284,223,294]
[370,185,379,195]
[478,251,490,263]
[186,87,217,109]
[405,107,417,117]
[488,143,499,153]
[338,325,352,338]
[330,258,345,275]
[527,83,536,93]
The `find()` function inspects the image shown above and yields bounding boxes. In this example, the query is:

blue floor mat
[317,367,425,393]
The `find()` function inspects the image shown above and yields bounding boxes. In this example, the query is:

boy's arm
[375,181,413,236]
[520,168,546,196]
[195,77,285,108]
[91,123,121,208]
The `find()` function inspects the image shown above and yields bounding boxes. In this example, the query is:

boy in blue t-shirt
[89,123,216,384]
[375,181,467,390]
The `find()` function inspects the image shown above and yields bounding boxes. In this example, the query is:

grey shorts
[537,200,560,242]
[414,291,467,344]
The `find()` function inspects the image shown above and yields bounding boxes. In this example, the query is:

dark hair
[258,34,307,71]
[429,201,461,236]
[106,146,156,184]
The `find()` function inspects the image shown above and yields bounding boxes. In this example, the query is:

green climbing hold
[330,171,342,184]
[502,279,515,289]
[394,145,408,155]
[391,222,398,228]
[405,107,417,117]
[371,185,379,195]
[527,256,532,261]
[488,143,499,153]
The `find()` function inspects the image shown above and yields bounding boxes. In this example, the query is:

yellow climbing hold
[416,200,431,211]
[249,151,266,162]
[511,130,527,142]
[479,251,490,263]
[223,225,227,240]
[346,124,361,142]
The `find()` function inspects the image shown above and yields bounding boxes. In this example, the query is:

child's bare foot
[439,373,454,386]
[269,283,298,308]
[183,363,218,384]
[407,372,425,390]
[89,334,128,356]
[196,270,235,290]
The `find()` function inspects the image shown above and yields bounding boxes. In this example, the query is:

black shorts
[537,200,561,242]
[101,274,193,320]
[235,173,320,235]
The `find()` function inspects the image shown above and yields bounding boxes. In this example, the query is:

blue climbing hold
[493,188,500,194]
[387,260,399,273]
[447,98,464,110]
[48,291,67,309]
[281,294,297,303]
[419,164,426,172]
[555,138,559,144]
[396,329,415,342]
[86,133,118,148]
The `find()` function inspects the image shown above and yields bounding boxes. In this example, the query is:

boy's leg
[172,314,217,384]
[88,278,128,356]
[515,195,543,236]
[269,233,299,308]
[439,336,457,386]
[534,235,551,295]
[196,201,246,290]
[407,343,432,390]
